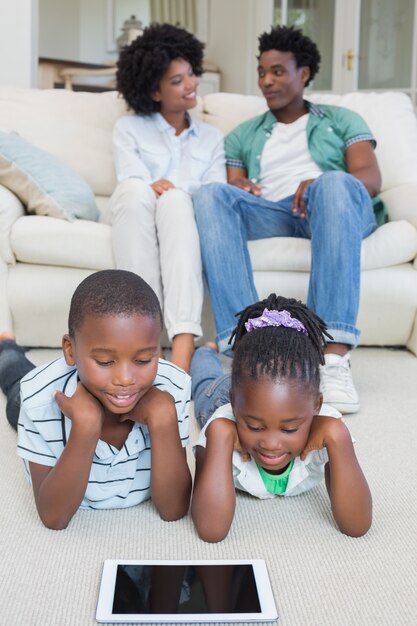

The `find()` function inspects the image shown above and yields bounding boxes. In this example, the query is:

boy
[0,270,191,529]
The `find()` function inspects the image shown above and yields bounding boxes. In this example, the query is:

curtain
[151,0,196,33]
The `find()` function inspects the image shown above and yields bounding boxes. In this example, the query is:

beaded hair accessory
[245,308,308,336]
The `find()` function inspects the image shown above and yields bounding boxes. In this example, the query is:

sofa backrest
[202,91,417,193]
[1,87,416,198]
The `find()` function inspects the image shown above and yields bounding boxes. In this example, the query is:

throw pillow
[0,131,99,221]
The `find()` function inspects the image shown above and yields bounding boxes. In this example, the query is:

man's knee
[192,182,230,214]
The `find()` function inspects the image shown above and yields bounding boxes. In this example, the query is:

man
[192,25,384,414]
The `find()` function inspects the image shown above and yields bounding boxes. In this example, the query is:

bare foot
[204,341,218,352]
[171,333,195,373]
[0,331,16,343]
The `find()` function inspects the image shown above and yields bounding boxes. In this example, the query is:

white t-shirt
[259,113,322,202]
[194,402,346,499]
[17,357,190,510]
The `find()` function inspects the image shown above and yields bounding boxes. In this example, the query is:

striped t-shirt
[17,357,190,510]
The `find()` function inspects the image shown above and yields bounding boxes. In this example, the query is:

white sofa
[1,86,417,352]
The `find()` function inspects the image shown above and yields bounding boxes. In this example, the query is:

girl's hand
[300,414,347,461]
[119,386,176,427]
[54,382,104,435]
[206,418,251,462]
[151,179,175,197]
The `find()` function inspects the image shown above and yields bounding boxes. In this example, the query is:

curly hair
[258,25,321,86]
[229,294,332,393]
[68,270,162,336]
[116,23,204,115]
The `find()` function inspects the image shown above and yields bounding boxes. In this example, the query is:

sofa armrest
[380,183,417,230]
[0,185,25,264]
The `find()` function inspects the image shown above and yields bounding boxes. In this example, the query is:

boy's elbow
[197,527,229,543]
[40,514,70,531]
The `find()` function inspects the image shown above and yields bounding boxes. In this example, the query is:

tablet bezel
[96,559,278,623]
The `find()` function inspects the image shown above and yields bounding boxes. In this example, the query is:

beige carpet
[1,347,416,626]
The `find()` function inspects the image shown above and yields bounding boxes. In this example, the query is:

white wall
[0,0,38,87]
[38,0,80,60]
[205,0,273,95]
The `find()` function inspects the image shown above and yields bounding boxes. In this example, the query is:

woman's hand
[151,179,175,197]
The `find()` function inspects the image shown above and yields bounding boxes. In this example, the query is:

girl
[105,23,226,372]
[190,294,372,542]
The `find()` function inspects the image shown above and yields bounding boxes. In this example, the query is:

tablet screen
[96,559,278,623]
[112,564,261,615]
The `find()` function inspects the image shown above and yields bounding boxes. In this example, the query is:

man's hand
[119,386,176,427]
[229,176,262,196]
[151,179,175,197]
[54,382,104,435]
[292,178,315,218]
[300,414,347,461]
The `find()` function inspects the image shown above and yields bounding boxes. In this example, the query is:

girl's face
[151,58,198,115]
[231,376,322,474]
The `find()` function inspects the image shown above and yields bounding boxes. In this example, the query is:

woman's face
[231,375,322,473]
[152,58,198,115]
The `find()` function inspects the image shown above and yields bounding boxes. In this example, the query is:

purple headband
[245,308,308,336]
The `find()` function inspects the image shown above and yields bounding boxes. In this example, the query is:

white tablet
[96,559,278,623]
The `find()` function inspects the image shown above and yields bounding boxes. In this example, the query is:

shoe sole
[327,401,360,415]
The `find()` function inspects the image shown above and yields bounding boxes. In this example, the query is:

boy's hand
[300,414,347,461]
[206,418,251,462]
[54,382,104,434]
[151,179,175,197]
[119,386,176,427]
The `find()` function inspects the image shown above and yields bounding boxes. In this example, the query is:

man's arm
[191,419,237,543]
[345,141,382,197]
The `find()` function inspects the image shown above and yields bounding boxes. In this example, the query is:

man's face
[62,313,161,416]
[257,50,310,113]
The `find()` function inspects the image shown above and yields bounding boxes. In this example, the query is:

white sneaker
[320,352,360,414]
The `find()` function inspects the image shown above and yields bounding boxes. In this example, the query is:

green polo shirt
[225,101,386,225]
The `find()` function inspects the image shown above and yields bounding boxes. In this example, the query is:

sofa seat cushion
[11,215,114,270]
[10,216,416,273]
[249,220,417,271]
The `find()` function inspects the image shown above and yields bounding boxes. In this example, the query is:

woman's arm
[345,141,382,197]
[191,418,237,543]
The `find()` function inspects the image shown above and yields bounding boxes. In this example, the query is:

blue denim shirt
[225,101,386,224]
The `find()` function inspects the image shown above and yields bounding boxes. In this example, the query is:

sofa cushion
[249,220,417,272]
[11,216,114,270]
[0,132,99,221]
[10,215,416,273]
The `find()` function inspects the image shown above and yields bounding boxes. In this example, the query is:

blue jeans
[190,346,231,428]
[193,172,377,353]
[0,340,34,430]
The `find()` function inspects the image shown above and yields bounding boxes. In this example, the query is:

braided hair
[230,294,332,393]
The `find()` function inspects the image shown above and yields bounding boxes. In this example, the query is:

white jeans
[103,178,203,340]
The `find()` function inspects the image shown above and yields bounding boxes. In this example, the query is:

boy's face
[231,376,322,473]
[152,57,198,114]
[257,49,310,113]
[62,313,161,416]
